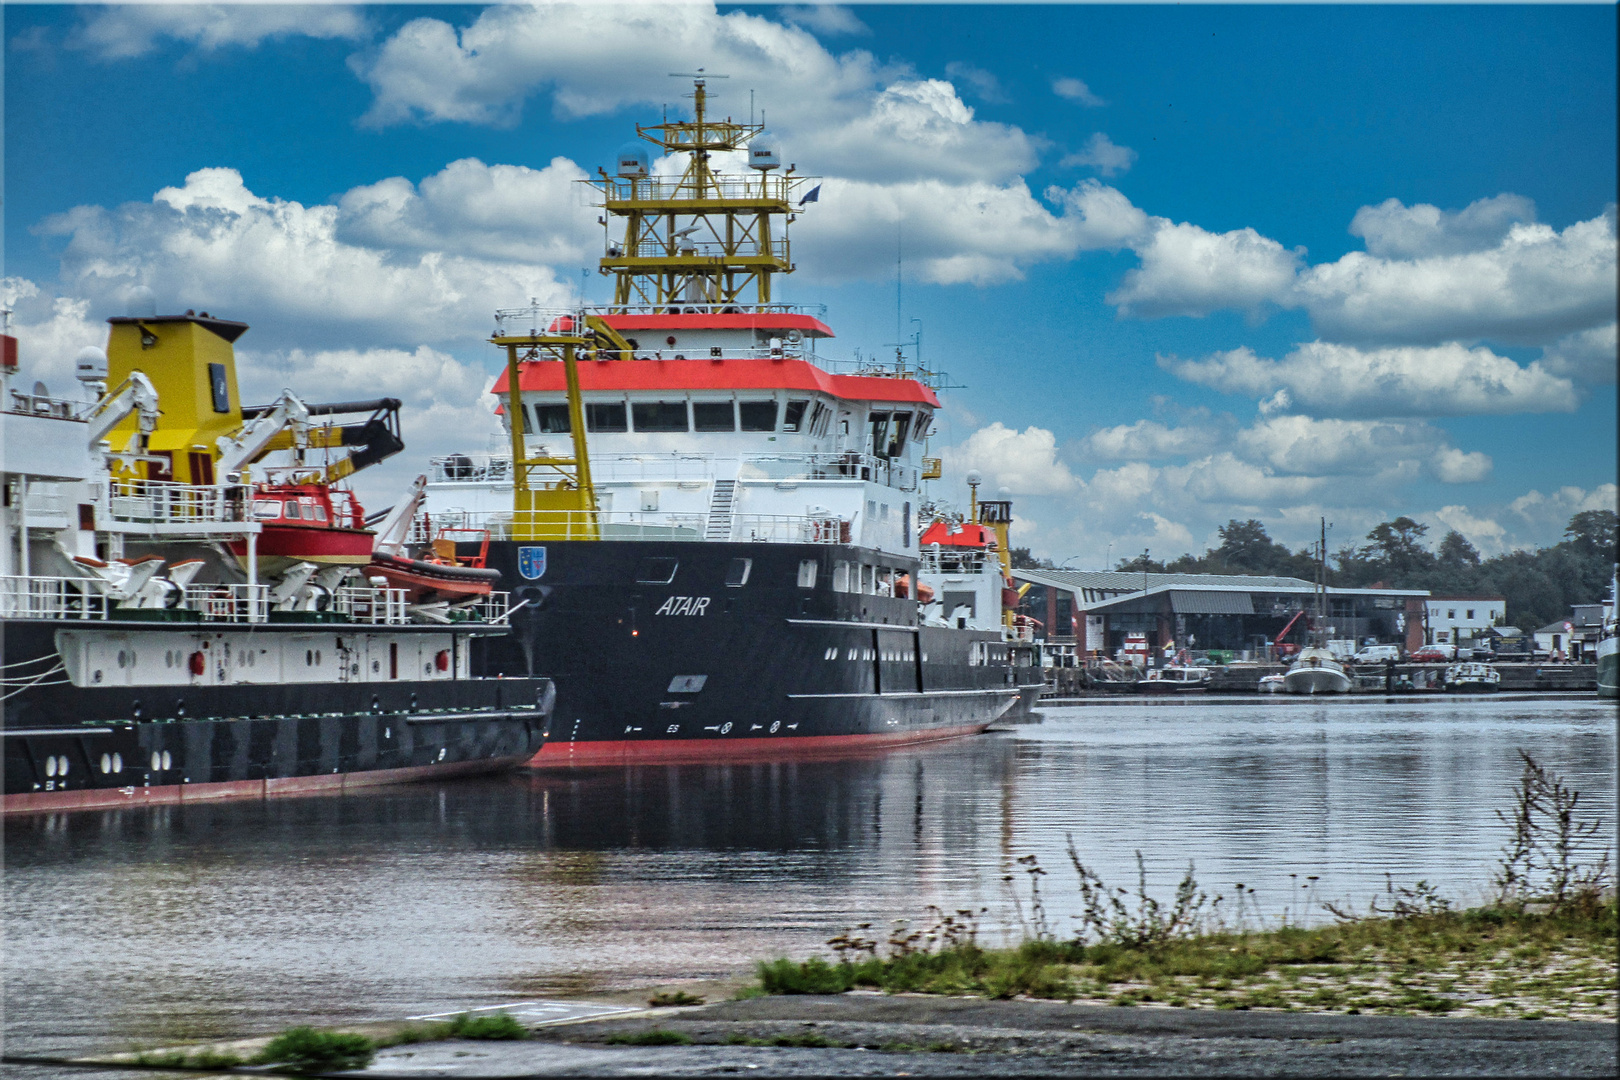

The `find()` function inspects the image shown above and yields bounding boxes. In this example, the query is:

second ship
[419,80,1045,764]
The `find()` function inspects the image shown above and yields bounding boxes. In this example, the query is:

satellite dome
[75,346,109,383]
[747,132,780,171]
[615,142,650,179]
[965,470,983,487]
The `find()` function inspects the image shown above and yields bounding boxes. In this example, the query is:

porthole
[58,756,69,776]
[46,757,57,778]
[166,650,175,668]
[151,752,162,772]
[162,751,171,770]
[113,753,123,773]
[116,650,126,669]
[315,650,322,666]
[100,753,112,774]
[306,649,314,666]
[846,648,856,661]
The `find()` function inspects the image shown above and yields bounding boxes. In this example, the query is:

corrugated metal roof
[1011,569,1315,591]
[1169,590,1254,615]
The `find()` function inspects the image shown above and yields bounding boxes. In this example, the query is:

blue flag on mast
[799,184,821,206]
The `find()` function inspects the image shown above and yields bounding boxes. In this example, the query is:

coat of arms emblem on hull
[517,546,547,580]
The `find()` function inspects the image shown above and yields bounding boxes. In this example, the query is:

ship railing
[106,478,249,525]
[918,548,992,575]
[333,585,411,626]
[428,452,919,492]
[603,237,790,262]
[739,453,919,491]
[586,302,827,319]
[0,575,111,620]
[465,590,511,624]
[5,389,84,419]
[21,482,69,519]
[731,514,845,545]
[411,509,845,545]
[595,174,805,205]
[181,583,269,623]
[1004,621,1038,643]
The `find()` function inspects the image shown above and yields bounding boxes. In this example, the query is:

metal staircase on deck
[705,479,736,541]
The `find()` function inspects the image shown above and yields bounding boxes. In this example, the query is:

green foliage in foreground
[446,1011,527,1040]
[605,1028,695,1046]
[756,900,1618,1003]
[254,1027,376,1073]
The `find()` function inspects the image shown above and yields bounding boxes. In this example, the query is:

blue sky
[5,2,1615,562]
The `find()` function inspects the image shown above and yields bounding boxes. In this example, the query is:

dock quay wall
[1041,663,1597,696]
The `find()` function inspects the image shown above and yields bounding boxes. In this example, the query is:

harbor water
[4,695,1614,1057]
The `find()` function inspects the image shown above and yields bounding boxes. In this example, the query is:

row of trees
[1011,510,1618,633]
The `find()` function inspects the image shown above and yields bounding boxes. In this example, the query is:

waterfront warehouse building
[1423,595,1507,648]
[1010,570,1429,662]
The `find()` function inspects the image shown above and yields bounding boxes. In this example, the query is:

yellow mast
[594,76,815,310]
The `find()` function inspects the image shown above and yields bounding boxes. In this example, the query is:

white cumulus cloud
[942,422,1077,496]
[1539,323,1618,385]
[71,3,368,61]
[1300,207,1618,345]
[1349,193,1538,259]
[1060,133,1138,177]
[34,167,571,351]
[1051,76,1105,107]
[1108,222,1306,319]
[777,5,870,37]
[1086,419,1221,460]
[1235,415,1490,483]
[1166,341,1579,417]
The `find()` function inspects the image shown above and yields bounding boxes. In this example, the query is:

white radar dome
[75,346,109,383]
[965,470,983,487]
[747,132,780,171]
[615,143,650,178]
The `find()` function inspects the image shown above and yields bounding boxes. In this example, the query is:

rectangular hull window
[586,402,628,432]
[692,402,736,431]
[535,404,572,433]
[633,400,690,432]
[725,558,753,587]
[797,560,818,589]
[739,400,778,432]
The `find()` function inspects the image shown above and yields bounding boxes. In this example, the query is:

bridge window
[586,402,628,432]
[692,402,736,431]
[782,400,810,432]
[739,400,778,432]
[283,501,303,520]
[252,500,283,519]
[633,401,689,432]
[534,404,571,434]
[832,560,852,592]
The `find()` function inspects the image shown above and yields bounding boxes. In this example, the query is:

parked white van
[1352,644,1403,663]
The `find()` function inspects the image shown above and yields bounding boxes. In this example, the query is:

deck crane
[214,388,311,480]
[83,370,160,456]
[214,393,404,485]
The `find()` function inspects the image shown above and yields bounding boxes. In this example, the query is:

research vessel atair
[421,79,1043,763]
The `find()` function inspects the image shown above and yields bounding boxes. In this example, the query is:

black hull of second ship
[2,619,551,815]
[470,539,1042,765]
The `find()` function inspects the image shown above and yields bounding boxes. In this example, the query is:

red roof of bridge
[492,357,939,407]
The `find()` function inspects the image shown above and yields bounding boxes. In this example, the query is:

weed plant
[648,990,707,1007]
[605,1029,694,1046]
[445,1012,527,1040]
[254,1027,375,1073]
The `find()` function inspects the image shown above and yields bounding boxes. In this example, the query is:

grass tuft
[648,990,707,1007]
[605,1029,694,1046]
[445,1012,527,1040]
[254,1027,375,1073]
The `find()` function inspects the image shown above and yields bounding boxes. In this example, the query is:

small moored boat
[1443,661,1500,693]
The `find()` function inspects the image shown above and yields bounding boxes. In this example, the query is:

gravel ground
[366,993,1617,1077]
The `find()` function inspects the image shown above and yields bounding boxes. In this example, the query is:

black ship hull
[471,540,1041,765]
[2,619,550,815]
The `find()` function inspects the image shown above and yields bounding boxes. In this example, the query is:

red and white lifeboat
[228,483,374,577]
[367,528,502,604]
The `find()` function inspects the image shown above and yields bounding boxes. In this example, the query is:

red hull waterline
[2,755,532,816]
[526,722,994,768]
